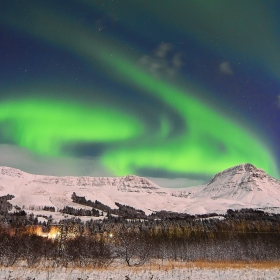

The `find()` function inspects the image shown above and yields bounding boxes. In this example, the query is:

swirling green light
[101,55,277,177]
[1,1,278,177]
[0,98,143,156]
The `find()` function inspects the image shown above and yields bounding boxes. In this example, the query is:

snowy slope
[193,163,280,205]
[0,166,187,217]
[1,163,280,217]
[172,163,280,213]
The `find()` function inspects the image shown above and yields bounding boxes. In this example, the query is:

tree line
[1,194,280,267]
[0,210,280,267]
[60,206,100,217]
[71,192,146,219]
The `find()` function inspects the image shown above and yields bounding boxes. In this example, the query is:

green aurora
[0,98,143,156]
[102,55,277,176]
[0,0,278,178]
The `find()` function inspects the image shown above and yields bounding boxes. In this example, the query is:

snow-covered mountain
[0,166,159,191]
[193,163,280,203]
[0,166,174,219]
[1,163,280,219]
[172,163,280,213]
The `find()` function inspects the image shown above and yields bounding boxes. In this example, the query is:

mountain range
[1,163,280,221]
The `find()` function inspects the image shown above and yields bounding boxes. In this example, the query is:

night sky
[1,0,280,187]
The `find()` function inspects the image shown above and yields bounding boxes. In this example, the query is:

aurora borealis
[0,97,143,155]
[1,0,280,186]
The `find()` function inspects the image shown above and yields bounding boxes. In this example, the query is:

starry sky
[1,0,280,187]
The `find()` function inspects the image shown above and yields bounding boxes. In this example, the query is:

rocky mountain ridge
[192,163,280,203]
[0,163,280,219]
[0,166,160,192]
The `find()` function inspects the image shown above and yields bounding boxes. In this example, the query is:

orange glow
[47,226,60,239]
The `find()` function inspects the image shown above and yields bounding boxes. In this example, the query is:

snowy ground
[0,265,280,279]
[3,164,280,218]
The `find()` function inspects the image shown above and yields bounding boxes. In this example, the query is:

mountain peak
[191,163,280,207]
[0,166,26,178]
[207,163,264,185]
[118,174,160,192]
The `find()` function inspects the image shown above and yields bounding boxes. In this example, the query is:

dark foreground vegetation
[1,195,280,268]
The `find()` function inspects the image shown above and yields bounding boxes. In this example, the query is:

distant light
[109,233,113,238]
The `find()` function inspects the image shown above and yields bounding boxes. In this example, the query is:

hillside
[1,163,280,220]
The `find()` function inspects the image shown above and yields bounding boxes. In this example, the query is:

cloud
[0,144,109,177]
[148,177,205,188]
[155,43,172,58]
[172,53,183,68]
[219,61,233,75]
[139,43,183,79]
[0,144,206,188]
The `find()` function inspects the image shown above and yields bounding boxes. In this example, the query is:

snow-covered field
[0,265,280,280]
